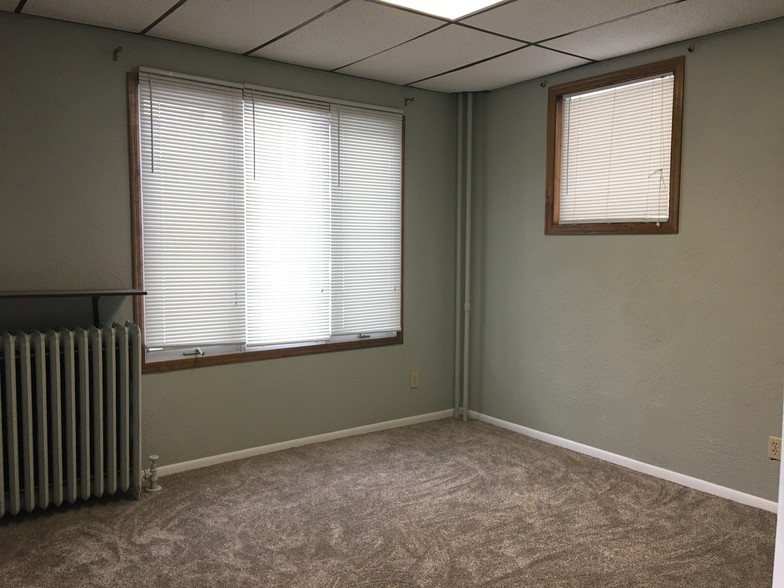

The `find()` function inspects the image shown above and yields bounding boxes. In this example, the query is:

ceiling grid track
[534,0,689,46]
[140,0,189,35]
[407,45,532,87]
[244,0,352,55]
[331,22,450,72]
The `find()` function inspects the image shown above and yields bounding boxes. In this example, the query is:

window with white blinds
[546,57,684,235]
[560,74,674,223]
[135,71,403,363]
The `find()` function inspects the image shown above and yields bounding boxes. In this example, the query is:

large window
[129,70,403,372]
[545,57,684,235]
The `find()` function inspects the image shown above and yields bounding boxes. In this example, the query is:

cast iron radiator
[0,323,142,517]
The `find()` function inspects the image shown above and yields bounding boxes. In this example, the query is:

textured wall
[474,19,784,500]
[0,13,457,465]
[3,11,782,501]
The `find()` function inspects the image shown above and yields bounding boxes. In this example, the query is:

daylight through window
[131,71,403,370]
[545,57,684,235]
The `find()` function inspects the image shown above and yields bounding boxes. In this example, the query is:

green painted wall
[0,13,457,466]
[472,19,784,500]
[2,11,782,501]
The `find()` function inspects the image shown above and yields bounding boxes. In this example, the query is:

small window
[545,57,684,235]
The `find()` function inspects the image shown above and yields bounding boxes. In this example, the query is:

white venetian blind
[137,69,403,356]
[138,72,246,349]
[243,91,332,346]
[559,73,674,224]
[331,105,402,335]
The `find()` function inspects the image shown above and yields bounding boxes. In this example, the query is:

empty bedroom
[1,1,783,586]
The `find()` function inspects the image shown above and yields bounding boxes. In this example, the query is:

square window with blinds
[130,70,403,371]
[545,57,684,235]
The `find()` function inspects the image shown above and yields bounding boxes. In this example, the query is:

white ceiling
[6,0,784,92]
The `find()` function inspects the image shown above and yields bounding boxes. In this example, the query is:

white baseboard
[157,409,454,477]
[470,411,777,513]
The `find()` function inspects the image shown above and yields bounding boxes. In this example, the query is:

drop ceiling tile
[252,0,442,71]
[543,0,784,61]
[22,0,174,32]
[148,0,341,54]
[0,0,19,12]
[338,24,523,86]
[462,0,672,42]
[413,46,589,92]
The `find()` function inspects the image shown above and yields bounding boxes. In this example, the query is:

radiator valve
[143,454,162,493]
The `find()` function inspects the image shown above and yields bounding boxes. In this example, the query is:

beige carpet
[0,419,776,587]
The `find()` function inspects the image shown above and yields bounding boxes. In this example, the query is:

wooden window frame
[127,72,404,374]
[545,56,685,235]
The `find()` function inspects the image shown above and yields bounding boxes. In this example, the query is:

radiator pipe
[453,93,464,419]
[461,93,473,423]
[143,455,162,492]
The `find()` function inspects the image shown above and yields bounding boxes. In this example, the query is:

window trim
[545,56,685,235]
[127,72,405,374]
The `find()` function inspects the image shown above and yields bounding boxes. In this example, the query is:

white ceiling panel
[338,24,523,86]
[413,46,589,92]
[252,0,442,71]
[543,0,784,61]
[6,0,783,93]
[22,0,173,32]
[462,0,672,43]
[148,0,341,54]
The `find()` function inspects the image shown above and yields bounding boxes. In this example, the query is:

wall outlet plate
[768,436,781,460]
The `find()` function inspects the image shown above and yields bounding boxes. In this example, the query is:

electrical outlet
[409,371,419,389]
[768,436,781,461]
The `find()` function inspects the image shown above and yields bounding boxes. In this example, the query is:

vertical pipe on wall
[461,93,473,422]
[454,94,464,419]
[772,380,784,587]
